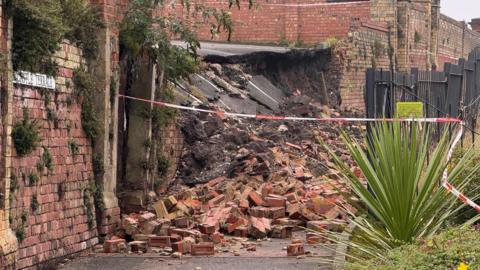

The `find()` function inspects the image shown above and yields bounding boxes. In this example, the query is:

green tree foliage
[120,0,252,82]
[319,123,480,261]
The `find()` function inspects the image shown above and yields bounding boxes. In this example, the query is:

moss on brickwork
[157,155,170,178]
[28,172,38,186]
[39,147,54,174]
[92,153,105,179]
[15,224,25,242]
[12,108,42,156]
[31,195,39,214]
[68,139,80,155]
[82,180,104,229]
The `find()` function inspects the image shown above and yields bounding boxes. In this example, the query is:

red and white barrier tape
[119,94,479,212]
[119,94,461,123]
[443,124,480,212]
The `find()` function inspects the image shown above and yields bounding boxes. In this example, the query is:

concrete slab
[215,94,258,115]
[189,74,222,101]
[246,76,286,111]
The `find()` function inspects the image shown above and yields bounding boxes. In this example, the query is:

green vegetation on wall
[7,0,103,74]
[12,108,41,156]
[73,67,102,143]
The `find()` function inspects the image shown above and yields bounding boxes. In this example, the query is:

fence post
[365,68,375,119]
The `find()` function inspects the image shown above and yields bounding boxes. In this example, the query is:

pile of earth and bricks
[104,117,363,257]
[105,56,365,257]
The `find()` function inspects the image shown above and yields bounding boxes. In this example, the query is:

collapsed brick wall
[8,42,98,269]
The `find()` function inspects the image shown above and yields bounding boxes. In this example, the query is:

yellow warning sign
[396,102,424,118]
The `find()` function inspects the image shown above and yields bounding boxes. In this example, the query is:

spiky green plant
[320,123,480,261]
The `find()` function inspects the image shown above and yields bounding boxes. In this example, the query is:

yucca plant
[319,122,480,262]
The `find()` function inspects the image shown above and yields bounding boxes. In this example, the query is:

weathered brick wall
[406,4,431,70]
[437,15,480,69]
[334,23,390,110]
[187,0,372,44]
[158,121,184,188]
[9,42,98,269]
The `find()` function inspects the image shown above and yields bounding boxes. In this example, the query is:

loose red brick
[172,240,192,254]
[191,242,215,256]
[208,194,225,208]
[248,191,264,206]
[227,218,248,233]
[148,236,171,248]
[199,224,216,235]
[104,239,126,253]
[207,176,225,187]
[265,195,287,207]
[287,243,305,256]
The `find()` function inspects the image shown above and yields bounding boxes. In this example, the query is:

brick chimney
[470,18,480,33]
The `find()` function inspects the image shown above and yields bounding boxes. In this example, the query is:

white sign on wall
[13,71,56,90]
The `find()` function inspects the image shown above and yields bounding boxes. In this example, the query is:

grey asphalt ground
[171,41,291,56]
[59,255,333,270]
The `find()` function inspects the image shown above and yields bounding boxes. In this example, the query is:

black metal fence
[365,48,480,144]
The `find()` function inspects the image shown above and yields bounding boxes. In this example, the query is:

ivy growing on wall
[7,0,103,74]
[73,67,102,143]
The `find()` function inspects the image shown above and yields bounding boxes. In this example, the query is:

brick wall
[406,5,431,70]
[165,0,373,44]
[437,15,480,69]
[9,42,98,269]
[158,121,184,188]
[334,22,390,110]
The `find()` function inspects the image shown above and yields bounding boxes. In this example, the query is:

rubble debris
[107,57,365,257]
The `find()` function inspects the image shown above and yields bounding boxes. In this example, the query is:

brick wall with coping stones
[9,42,98,269]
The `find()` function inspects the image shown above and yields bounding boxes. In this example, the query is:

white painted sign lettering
[13,71,56,90]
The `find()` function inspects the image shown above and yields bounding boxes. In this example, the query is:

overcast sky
[441,0,479,22]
